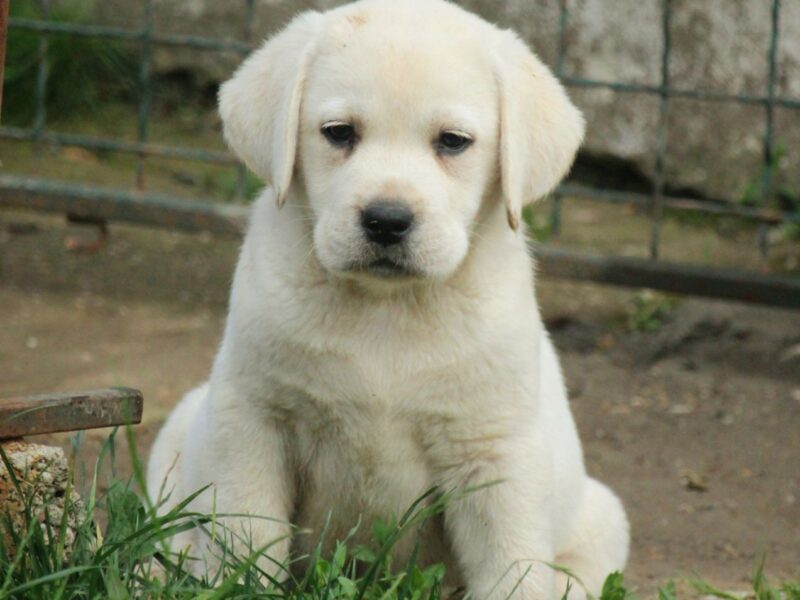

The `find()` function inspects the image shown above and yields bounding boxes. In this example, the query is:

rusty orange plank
[0,388,143,439]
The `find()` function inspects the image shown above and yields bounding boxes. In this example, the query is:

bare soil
[1,211,798,595]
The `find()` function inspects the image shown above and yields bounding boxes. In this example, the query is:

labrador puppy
[147,1,629,597]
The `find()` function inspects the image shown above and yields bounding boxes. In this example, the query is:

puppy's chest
[287,405,439,551]
[265,331,521,469]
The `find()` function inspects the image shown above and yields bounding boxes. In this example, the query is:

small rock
[716,409,735,426]
[61,147,99,164]
[680,469,709,492]
[721,543,741,559]
[630,395,648,408]
[0,441,84,559]
[780,344,800,363]
[669,404,695,416]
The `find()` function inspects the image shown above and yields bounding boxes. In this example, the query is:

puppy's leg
[180,386,295,582]
[444,449,558,600]
[553,478,629,600]
[147,383,209,510]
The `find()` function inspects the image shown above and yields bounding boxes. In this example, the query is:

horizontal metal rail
[535,247,800,309]
[561,75,800,110]
[9,17,251,53]
[1,174,797,308]
[559,184,800,226]
[0,174,248,236]
[0,387,143,439]
[0,126,236,164]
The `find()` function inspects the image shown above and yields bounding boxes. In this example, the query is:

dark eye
[322,122,357,148]
[437,131,473,155]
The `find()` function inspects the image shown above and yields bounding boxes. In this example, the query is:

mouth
[349,257,417,279]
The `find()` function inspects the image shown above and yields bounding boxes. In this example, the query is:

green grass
[1,429,798,599]
[626,291,680,333]
[1,427,450,599]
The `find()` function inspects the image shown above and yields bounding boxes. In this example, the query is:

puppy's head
[220,0,583,284]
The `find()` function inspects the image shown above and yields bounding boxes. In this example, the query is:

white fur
[148,1,629,597]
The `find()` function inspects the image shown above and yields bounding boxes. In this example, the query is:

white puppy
[147,0,629,597]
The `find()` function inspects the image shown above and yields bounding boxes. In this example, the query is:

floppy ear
[493,31,585,230]
[219,11,324,206]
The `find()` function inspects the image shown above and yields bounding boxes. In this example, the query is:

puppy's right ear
[492,30,584,231]
[219,11,324,206]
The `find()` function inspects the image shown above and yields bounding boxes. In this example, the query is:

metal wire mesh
[0,0,798,307]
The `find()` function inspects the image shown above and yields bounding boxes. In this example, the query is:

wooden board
[0,388,143,439]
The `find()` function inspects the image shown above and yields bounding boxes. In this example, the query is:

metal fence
[1,0,799,308]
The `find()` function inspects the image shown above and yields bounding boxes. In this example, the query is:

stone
[0,441,84,559]
[88,0,800,202]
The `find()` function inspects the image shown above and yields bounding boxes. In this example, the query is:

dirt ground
[1,211,798,595]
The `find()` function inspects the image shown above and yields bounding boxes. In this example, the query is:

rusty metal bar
[0,174,249,236]
[235,0,257,201]
[0,388,143,439]
[762,0,781,202]
[533,246,800,309]
[33,0,50,164]
[135,0,154,190]
[549,0,570,239]
[649,0,672,260]
[758,0,782,264]
[0,0,8,118]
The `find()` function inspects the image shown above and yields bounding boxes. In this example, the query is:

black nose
[360,201,415,247]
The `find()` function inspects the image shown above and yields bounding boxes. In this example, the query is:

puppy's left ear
[219,11,324,206]
[493,31,585,230]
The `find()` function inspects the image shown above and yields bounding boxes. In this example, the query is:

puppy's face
[219,0,585,288]
[299,19,499,282]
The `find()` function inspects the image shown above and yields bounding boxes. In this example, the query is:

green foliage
[737,142,799,238]
[627,291,679,333]
[738,145,788,209]
[0,429,454,599]
[523,204,555,242]
[598,572,629,600]
[203,169,263,203]
[3,0,137,126]
[657,580,677,600]
[2,430,798,599]
[690,559,800,600]
[778,192,800,242]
